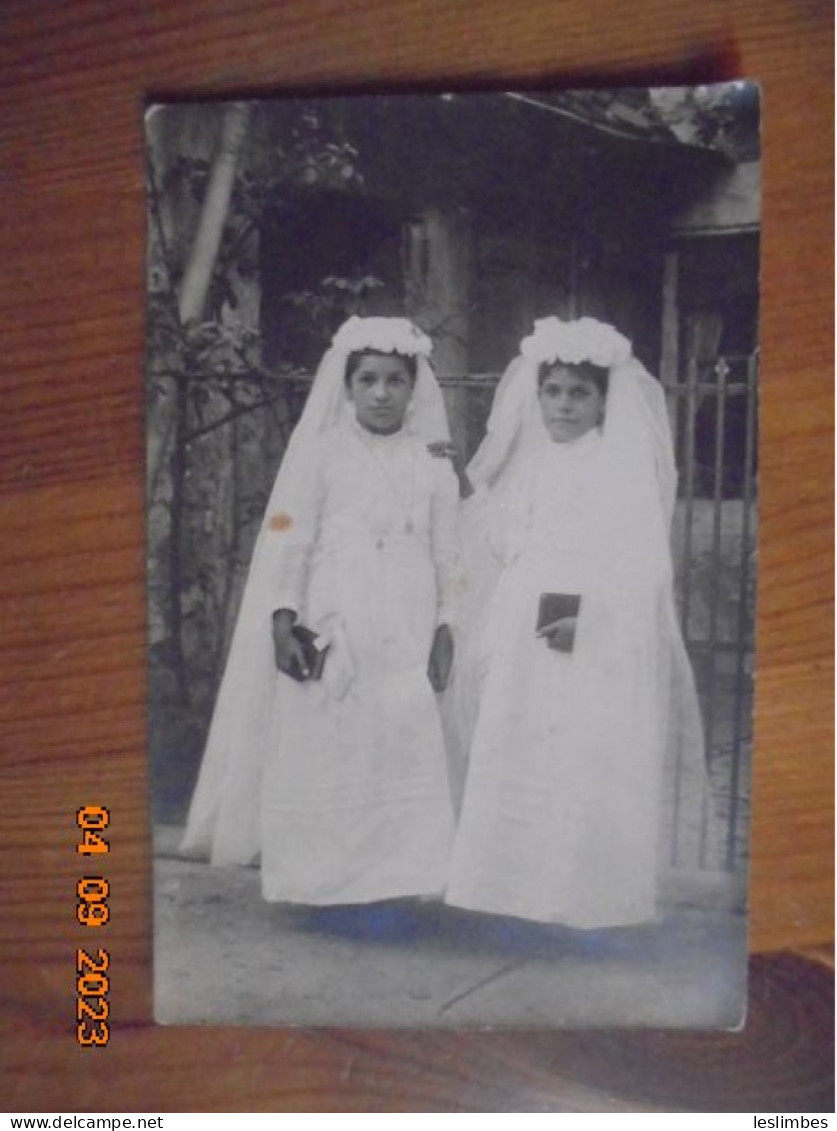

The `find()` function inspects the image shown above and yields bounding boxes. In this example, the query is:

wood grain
[0,0,832,1113]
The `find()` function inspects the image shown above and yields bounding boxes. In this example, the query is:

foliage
[279,274,384,340]
[159,104,364,322]
[548,84,760,162]
[147,103,372,744]
[646,83,760,159]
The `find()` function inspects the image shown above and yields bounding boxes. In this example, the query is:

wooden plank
[0,0,832,1112]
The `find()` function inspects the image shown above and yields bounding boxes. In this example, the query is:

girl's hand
[426,441,474,499]
[426,440,458,462]
[428,623,454,692]
[272,609,310,679]
[538,616,578,653]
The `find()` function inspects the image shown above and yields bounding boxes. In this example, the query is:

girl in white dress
[445,317,706,929]
[182,316,459,906]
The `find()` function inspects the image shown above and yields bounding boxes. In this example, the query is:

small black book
[536,592,581,653]
[274,620,329,682]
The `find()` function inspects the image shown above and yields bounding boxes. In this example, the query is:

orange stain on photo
[268,512,293,532]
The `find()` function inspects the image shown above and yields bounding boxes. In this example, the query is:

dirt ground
[153,824,747,1030]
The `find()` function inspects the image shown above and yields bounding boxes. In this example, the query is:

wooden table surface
[0,0,832,1114]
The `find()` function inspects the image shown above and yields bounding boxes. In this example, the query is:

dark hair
[345,349,418,387]
[537,360,609,397]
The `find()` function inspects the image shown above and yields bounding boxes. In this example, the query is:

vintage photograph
[145,84,760,1027]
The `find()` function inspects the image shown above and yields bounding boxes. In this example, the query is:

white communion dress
[446,423,694,928]
[182,318,460,906]
[256,419,460,903]
[182,409,460,906]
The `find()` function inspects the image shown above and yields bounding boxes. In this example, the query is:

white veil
[468,318,675,513]
[446,317,715,871]
[182,316,450,864]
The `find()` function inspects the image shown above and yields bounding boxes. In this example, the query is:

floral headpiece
[520,317,632,370]
[331,315,433,358]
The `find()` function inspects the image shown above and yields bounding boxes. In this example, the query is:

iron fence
[665,352,757,874]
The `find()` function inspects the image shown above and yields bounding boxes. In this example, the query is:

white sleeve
[260,442,327,615]
[483,461,529,567]
[429,458,463,627]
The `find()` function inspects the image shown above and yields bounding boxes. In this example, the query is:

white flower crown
[520,317,632,369]
[331,315,432,358]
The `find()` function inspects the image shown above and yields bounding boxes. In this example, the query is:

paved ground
[153,825,747,1031]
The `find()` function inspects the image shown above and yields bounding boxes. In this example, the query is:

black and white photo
[145,83,760,1027]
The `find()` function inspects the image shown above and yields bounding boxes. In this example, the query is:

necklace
[355,426,417,536]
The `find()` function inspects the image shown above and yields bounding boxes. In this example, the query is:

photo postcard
[145,81,760,1027]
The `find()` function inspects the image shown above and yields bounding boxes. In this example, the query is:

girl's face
[346,353,414,435]
[538,365,604,443]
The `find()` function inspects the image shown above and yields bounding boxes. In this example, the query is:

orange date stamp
[75,805,111,1047]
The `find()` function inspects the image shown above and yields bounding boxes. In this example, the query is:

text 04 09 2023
[75,805,111,1047]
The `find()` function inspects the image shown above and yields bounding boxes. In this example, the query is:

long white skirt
[445,543,668,928]
[260,535,455,905]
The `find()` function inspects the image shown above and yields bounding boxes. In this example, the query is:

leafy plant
[146,103,369,736]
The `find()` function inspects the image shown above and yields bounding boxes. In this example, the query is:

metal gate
[665,351,758,875]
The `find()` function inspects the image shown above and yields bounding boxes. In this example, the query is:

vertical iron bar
[666,387,685,869]
[680,357,698,640]
[671,358,698,867]
[700,358,728,866]
[727,354,758,870]
[665,393,683,868]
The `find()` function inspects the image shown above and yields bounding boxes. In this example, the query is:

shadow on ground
[153,824,747,1030]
